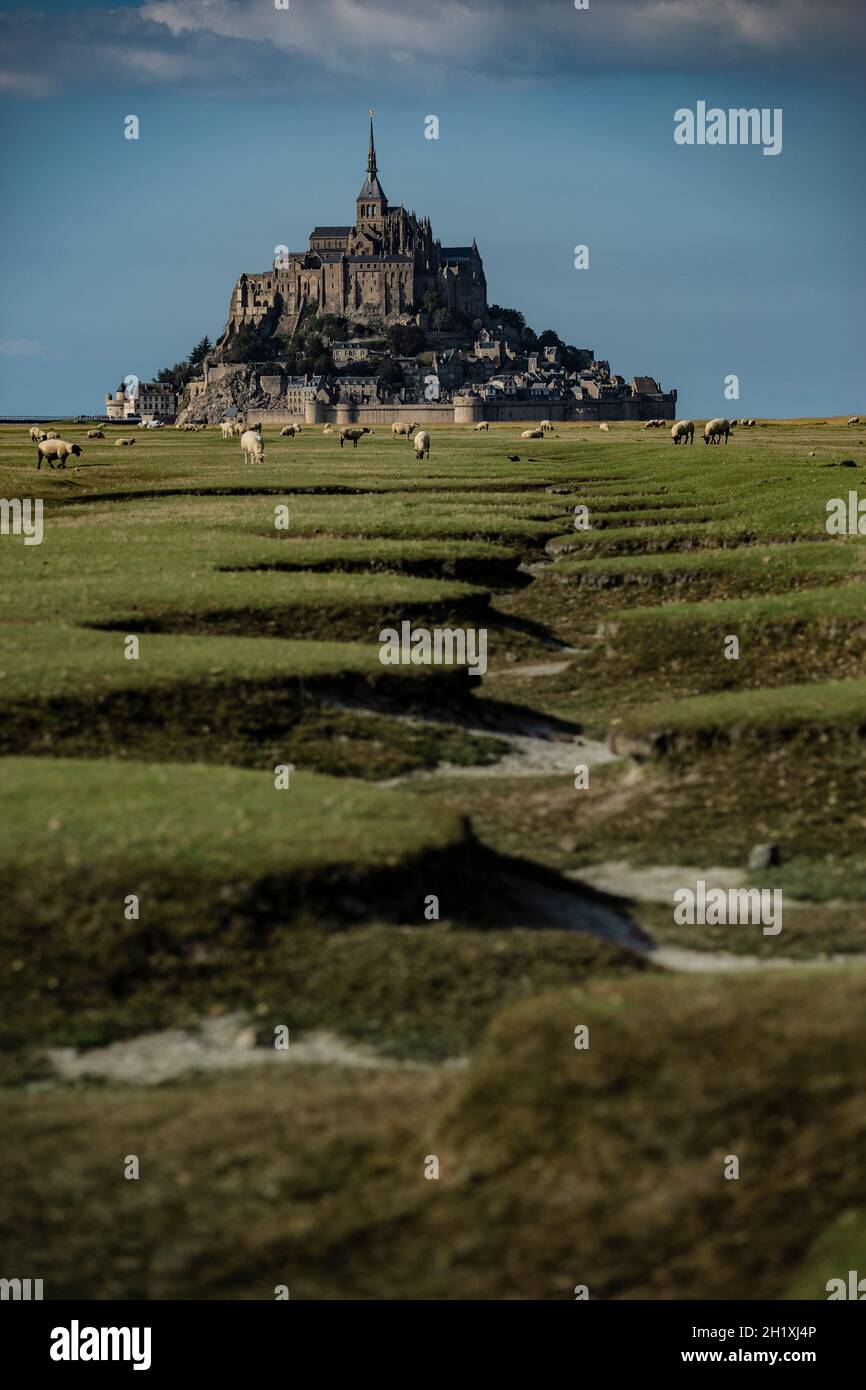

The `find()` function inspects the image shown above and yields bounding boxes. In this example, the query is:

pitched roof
[359,173,387,197]
[311,226,351,237]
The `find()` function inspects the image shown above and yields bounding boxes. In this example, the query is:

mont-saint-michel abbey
[171,118,676,428]
[221,118,487,340]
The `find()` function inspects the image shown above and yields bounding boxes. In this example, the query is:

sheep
[849,417,861,425]
[520,428,544,440]
[36,438,81,469]
[391,420,419,439]
[43,430,59,439]
[240,427,265,465]
[703,418,731,445]
[87,429,105,439]
[232,421,245,437]
[473,421,490,431]
[339,426,371,448]
[28,426,48,443]
[671,419,695,445]
[539,420,554,432]
[220,422,234,439]
[413,430,431,460]
[599,422,610,432]
[322,423,333,434]
[730,419,739,427]
[115,437,136,447]
[280,424,302,437]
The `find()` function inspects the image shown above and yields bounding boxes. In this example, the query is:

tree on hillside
[389,324,426,357]
[188,336,212,368]
[488,305,526,337]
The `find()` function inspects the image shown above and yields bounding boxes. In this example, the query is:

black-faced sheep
[671,420,695,445]
[36,438,81,469]
[703,418,731,444]
[339,426,371,449]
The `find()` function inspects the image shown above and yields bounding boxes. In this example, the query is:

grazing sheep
[520,428,544,440]
[730,419,739,427]
[599,422,610,432]
[849,417,861,425]
[36,438,81,469]
[539,420,554,432]
[671,419,695,445]
[115,437,136,447]
[703,418,731,445]
[413,430,431,460]
[28,426,47,443]
[220,422,234,439]
[86,429,104,439]
[322,423,333,434]
[339,426,371,449]
[44,430,59,439]
[473,421,490,431]
[280,424,302,437]
[391,420,419,439]
[240,427,264,465]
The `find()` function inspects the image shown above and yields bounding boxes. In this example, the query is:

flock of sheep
[21,413,862,470]
[234,419,433,464]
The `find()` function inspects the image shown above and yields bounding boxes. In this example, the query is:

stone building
[105,380,177,421]
[215,117,487,352]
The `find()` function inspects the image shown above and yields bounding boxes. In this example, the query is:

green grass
[4,967,866,1299]
[4,418,866,1300]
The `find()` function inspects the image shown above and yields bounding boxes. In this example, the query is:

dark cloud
[2,0,864,98]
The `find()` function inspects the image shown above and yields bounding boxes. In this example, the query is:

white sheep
[671,419,695,445]
[280,424,302,437]
[413,430,430,459]
[599,422,610,432]
[115,437,136,447]
[220,422,234,439]
[848,416,860,425]
[240,426,264,464]
[473,421,490,432]
[703,418,731,445]
[391,420,419,439]
[28,426,47,443]
[339,426,371,449]
[520,428,544,440]
[539,420,554,432]
[322,423,333,434]
[87,429,105,438]
[36,438,81,469]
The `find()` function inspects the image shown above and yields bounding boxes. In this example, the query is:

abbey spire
[357,110,387,223]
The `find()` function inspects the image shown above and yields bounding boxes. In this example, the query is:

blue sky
[0,0,863,417]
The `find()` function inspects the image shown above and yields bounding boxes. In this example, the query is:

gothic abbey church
[216,119,487,350]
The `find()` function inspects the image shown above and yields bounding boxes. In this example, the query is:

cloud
[1,0,864,99]
[0,339,47,357]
